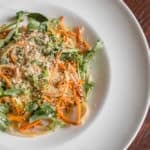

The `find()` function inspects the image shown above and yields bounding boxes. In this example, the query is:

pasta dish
[0,11,101,136]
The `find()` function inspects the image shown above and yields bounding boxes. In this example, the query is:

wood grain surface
[124,0,150,150]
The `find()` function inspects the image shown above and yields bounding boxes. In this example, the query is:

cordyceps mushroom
[0,73,11,88]
[0,65,17,78]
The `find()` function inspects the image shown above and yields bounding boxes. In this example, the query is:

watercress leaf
[48,118,64,131]
[0,40,5,48]
[27,18,40,31]
[40,103,55,115]
[28,13,48,22]
[49,33,57,42]
[39,21,49,32]
[0,87,3,96]
[25,101,38,113]
[62,48,78,53]
[61,51,80,62]
[29,103,56,123]
[83,40,103,62]
[23,89,31,95]
[49,18,59,28]
[16,11,28,21]
[0,104,9,113]
[38,70,49,79]
[50,18,59,24]
[0,112,9,131]
[84,79,94,98]
[2,88,23,97]
[77,41,103,80]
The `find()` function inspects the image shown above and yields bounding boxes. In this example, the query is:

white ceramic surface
[0,0,149,150]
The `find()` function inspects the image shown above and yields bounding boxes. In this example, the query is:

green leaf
[15,11,28,34]
[77,41,103,80]
[61,51,81,62]
[38,70,49,79]
[0,87,3,96]
[0,104,9,113]
[39,21,49,32]
[16,11,28,21]
[84,79,94,98]
[31,60,45,69]
[0,112,9,131]
[28,13,48,22]
[23,89,31,95]
[49,33,57,42]
[25,101,38,113]
[32,76,39,87]
[27,17,48,32]
[27,18,40,31]
[29,103,56,123]
[0,88,23,97]
[83,40,103,62]
[26,75,39,87]
[60,51,87,79]
[78,61,87,80]
[50,18,59,25]
[49,18,59,29]
[62,48,78,53]
[0,40,5,48]
[48,118,64,131]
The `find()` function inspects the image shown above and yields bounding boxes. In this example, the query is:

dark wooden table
[124,0,150,149]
